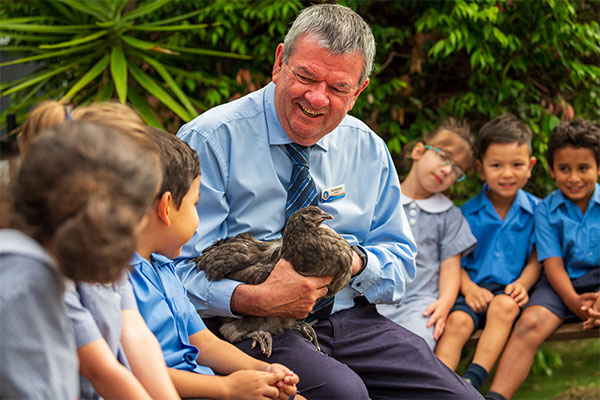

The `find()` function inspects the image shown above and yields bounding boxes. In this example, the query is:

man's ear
[272,43,285,83]
[348,78,370,111]
[157,192,173,226]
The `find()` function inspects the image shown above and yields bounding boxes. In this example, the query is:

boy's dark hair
[476,114,533,159]
[547,118,600,169]
[148,127,200,208]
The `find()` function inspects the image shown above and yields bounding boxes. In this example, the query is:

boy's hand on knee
[504,282,529,307]
[465,286,494,313]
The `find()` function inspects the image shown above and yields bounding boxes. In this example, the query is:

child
[19,101,179,399]
[435,114,542,390]
[128,127,301,400]
[377,118,477,350]
[0,121,161,398]
[486,118,600,400]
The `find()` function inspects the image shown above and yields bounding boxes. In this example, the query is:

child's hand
[423,299,452,340]
[569,292,596,321]
[581,292,600,330]
[464,286,494,313]
[224,370,284,400]
[266,363,298,400]
[504,282,529,307]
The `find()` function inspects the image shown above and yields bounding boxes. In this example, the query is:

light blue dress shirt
[535,183,600,279]
[461,185,540,286]
[176,82,417,318]
[129,252,214,376]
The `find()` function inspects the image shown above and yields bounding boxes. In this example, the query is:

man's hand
[464,285,494,314]
[505,281,529,307]
[232,259,331,319]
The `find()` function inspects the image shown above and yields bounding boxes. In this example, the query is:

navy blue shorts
[526,268,599,320]
[450,283,507,329]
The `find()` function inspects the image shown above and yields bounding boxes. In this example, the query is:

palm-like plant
[0,0,251,129]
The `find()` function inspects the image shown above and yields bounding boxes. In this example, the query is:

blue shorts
[526,268,599,320]
[450,283,507,330]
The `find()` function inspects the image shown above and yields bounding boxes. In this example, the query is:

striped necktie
[285,143,318,219]
[284,143,333,322]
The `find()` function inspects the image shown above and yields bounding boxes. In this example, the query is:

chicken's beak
[321,213,333,221]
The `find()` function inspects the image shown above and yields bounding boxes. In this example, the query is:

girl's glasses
[423,145,466,182]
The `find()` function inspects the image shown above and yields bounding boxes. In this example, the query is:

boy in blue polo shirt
[435,114,542,390]
[486,118,600,400]
[128,127,300,400]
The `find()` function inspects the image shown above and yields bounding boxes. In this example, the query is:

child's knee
[513,308,549,341]
[445,311,475,336]
[488,295,520,321]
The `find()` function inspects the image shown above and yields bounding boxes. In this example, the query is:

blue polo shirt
[461,185,540,285]
[535,183,600,279]
[128,252,214,376]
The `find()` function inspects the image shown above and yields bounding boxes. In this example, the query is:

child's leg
[471,294,520,371]
[487,306,563,399]
[435,310,475,370]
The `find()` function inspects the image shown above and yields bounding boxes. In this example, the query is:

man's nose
[304,81,329,109]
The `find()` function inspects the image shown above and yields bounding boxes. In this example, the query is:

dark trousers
[207,300,483,399]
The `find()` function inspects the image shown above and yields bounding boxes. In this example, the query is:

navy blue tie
[285,143,318,219]
[284,143,333,322]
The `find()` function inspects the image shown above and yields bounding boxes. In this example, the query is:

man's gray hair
[282,4,376,86]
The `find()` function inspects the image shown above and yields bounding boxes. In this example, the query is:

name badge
[321,184,345,202]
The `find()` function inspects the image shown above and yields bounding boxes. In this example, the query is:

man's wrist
[351,245,367,276]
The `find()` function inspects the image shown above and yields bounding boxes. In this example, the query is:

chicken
[194,206,353,357]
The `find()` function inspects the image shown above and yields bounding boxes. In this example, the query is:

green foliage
[532,347,564,377]
[2,0,599,201]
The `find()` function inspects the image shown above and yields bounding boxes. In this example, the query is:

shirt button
[409,209,417,216]
[356,282,361,287]
[409,202,417,209]
[409,218,417,225]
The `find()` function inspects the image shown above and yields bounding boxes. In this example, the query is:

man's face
[272,35,369,146]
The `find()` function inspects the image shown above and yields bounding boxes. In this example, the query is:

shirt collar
[401,192,454,213]
[0,229,56,268]
[549,182,600,212]
[264,82,329,151]
[462,184,534,215]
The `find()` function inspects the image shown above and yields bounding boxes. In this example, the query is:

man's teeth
[300,105,320,117]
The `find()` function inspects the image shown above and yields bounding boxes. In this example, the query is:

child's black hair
[547,118,600,169]
[477,114,533,159]
[147,127,201,208]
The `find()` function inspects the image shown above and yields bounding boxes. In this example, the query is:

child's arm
[120,309,179,399]
[505,246,541,307]
[544,257,594,321]
[460,267,494,313]
[423,254,461,340]
[167,367,283,400]
[190,329,299,399]
[77,338,152,399]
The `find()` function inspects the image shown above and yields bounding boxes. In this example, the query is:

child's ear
[527,156,537,178]
[474,159,485,180]
[411,142,426,161]
[157,192,173,226]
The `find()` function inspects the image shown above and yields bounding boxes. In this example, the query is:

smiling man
[175,4,482,399]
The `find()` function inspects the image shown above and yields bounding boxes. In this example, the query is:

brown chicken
[194,206,353,357]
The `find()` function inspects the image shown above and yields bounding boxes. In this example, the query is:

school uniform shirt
[175,81,417,318]
[64,273,137,399]
[461,185,540,286]
[377,193,476,349]
[128,252,214,375]
[535,183,600,279]
[0,229,78,399]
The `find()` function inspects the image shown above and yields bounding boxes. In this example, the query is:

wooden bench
[465,322,600,347]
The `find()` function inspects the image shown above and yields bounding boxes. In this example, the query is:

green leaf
[122,0,171,22]
[61,54,110,101]
[141,8,208,27]
[128,63,192,121]
[164,44,252,60]
[39,29,108,49]
[110,47,128,103]
[95,77,115,101]
[111,0,129,19]
[128,88,165,129]
[0,42,98,67]
[121,35,177,55]
[0,23,96,33]
[136,52,196,116]
[2,62,75,96]
[56,0,108,21]
[131,23,213,32]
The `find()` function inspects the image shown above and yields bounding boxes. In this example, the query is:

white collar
[401,192,454,213]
